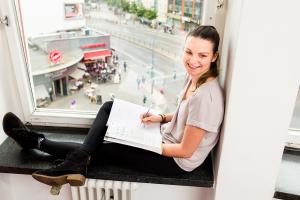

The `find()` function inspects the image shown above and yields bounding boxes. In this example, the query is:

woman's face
[182,36,217,78]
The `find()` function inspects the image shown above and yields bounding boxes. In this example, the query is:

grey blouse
[161,76,224,171]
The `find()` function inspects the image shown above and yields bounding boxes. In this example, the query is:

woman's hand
[140,112,162,124]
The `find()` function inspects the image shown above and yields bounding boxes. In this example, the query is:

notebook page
[106,99,161,147]
[106,121,161,147]
[107,98,152,127]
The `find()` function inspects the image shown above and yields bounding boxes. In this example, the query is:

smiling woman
[182,26,219,91]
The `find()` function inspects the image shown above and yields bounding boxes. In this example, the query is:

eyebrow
[185,48,210,55]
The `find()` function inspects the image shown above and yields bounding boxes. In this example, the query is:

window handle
[0,16,8,26]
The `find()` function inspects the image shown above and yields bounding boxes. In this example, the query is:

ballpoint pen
[141,107,151,127]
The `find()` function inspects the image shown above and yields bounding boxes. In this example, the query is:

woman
[2,25,224,187]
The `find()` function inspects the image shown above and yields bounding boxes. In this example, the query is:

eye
[185,50,192,55]
[198,54,207,58]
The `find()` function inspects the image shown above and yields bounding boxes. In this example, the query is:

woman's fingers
[140,112,153,120]
[141,116,151,122]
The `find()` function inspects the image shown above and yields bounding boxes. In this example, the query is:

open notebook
[104,99,162,154]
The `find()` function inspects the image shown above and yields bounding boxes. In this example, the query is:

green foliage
[121,1,130,12]
[105,0,157,20]
[129,2,138,13]
[136,6,146,17]
[144,9,157,20]
[105,0,122,8]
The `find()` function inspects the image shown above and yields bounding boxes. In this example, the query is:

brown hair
[187,25,220,89]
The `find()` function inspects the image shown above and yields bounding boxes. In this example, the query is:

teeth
[188,64,199,69]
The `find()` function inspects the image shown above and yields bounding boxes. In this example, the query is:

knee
[100,101,113,114]
[103,101,113,109]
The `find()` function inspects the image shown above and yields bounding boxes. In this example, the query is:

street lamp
[150,39,155,95]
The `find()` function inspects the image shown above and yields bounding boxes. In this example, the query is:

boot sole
[32,173,85,186]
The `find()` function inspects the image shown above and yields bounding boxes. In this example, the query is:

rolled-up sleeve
[186,89,224,133]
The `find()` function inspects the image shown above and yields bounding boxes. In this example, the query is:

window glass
[19,0,204,113]
[290,88,300,130]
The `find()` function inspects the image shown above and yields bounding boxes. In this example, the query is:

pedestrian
[48,87,53,102]
[141,75,146,84]
[159,88,164,95]
[136,75,141,89]
[173,70,177,80]
[142,95,147,104]
[2,26,224,189]
[123,61,127,72]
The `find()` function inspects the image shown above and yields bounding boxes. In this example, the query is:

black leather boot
[32,149,90,186]
[2,112,45,149]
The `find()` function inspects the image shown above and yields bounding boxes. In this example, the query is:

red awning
[80,43,106,49]
[83,49,111,60]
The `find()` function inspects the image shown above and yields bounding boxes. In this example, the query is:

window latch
[217,0,224,9]
[0,16,8,26]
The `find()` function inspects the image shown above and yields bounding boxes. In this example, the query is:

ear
[212,52,219,62]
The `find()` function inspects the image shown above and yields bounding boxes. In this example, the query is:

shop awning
[83,49,112,60]
[80,43,106,49]
[69,68,85,80]
[34,85,49,100]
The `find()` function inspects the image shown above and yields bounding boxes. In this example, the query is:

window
[4,0,217,126]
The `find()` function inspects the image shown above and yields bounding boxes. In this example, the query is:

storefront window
[16,0,205,113]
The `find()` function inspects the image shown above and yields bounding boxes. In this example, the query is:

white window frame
[3,0,97,127]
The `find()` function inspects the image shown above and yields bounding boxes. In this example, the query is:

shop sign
[49,49,62,63]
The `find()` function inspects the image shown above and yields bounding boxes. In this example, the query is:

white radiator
[71,179,138,200]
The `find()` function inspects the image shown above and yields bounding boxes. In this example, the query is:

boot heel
[66,174,86,186]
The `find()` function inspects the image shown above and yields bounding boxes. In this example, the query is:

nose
[190,54,199,65]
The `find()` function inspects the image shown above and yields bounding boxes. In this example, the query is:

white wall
[20,0,85,37]
[214,0,300,200]
[1,174,72,200]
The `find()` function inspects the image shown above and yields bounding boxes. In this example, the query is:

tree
[136,6,146,17]
[144,9,157,20]
[121,1,130,12]
[129,2,137,13]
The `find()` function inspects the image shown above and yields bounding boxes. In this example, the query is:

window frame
[4,0,98,127]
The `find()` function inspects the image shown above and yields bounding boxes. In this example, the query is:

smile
[188,63,201,69]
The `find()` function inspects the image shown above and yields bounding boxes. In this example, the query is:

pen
[141,107,151,127]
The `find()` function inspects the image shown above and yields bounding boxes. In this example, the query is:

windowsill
[274,148,300,200]
[0,127,214,187]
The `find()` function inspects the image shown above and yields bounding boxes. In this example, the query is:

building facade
[167,0,203,31]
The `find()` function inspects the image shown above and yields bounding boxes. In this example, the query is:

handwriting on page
[106,122,160,146]
[105,98,162,151]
